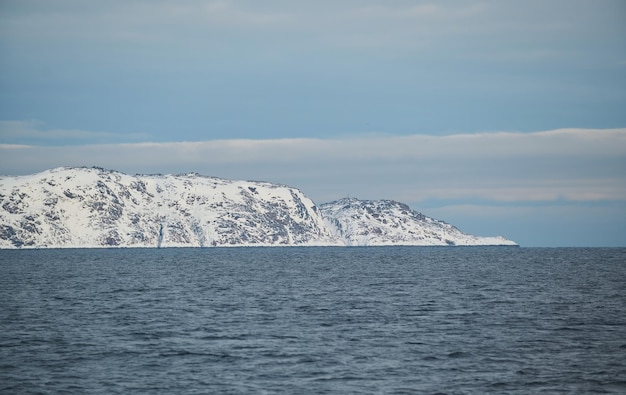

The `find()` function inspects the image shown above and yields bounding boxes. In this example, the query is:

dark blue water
[1,247,625,394]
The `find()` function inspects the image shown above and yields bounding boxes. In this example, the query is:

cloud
[424,200,626,247]
[4,1,618,56]
[2,128,625,206]
[200,1,293,28]
[348,2,485,23]
[0,120,151,144]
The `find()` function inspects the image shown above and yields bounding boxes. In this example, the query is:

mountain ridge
[0,167,517,248]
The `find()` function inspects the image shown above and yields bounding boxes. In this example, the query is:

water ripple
[1,247,625,394]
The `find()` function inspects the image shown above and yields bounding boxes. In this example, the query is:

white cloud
[1,128,624,206]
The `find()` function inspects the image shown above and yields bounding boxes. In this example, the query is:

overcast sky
[1,1,625,246]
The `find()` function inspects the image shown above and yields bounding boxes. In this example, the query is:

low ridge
[320,198,515,246]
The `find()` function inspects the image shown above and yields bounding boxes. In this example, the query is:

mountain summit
[0,167,516,248]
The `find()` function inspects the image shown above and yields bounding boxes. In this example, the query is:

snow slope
[0,167,516,248]
[320,198,516,246]
[0,167,339,248]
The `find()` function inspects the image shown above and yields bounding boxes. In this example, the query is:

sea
[1,247,625,394]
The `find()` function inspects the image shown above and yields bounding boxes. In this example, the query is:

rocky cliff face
[0,167,516,248]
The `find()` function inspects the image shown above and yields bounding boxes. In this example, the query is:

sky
[1,0,625,247]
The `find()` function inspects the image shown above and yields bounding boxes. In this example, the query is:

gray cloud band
[2,129,625,205]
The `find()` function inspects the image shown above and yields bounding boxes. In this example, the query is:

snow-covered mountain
[0,167,516,248]
[320,198,515,246]
[0,167,339,248]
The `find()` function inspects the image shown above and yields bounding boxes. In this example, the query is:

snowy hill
[0,167,516,248]
[320,198,516,246]
[0,167,338,248]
